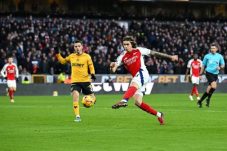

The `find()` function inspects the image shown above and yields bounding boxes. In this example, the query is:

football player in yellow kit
[56,40,96,122]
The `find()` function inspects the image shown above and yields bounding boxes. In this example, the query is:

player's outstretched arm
[55,49,70,64]
[110,62,118,73]
[150,50,178,61]
[56,53,68,64]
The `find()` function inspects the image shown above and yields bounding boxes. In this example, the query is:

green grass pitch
[1,94,227,151]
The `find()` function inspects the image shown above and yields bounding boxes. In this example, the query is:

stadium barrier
[0,83,226,96]
[1,74,227,84]
[1,74,227,96]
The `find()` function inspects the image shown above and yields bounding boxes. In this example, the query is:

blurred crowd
[0,15,227,75]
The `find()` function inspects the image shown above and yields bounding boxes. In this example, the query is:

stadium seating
[0,16,226,74]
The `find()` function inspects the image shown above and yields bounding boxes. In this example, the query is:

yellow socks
[73,102,80,117]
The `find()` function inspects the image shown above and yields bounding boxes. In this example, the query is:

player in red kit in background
[185,54,202,101]
[110,36,178,125]
[1,56,19,103]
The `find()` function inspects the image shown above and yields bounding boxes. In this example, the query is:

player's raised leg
[112,82,138,109]
[134,93,164,125]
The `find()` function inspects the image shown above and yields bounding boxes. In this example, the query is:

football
[82,95,95,108]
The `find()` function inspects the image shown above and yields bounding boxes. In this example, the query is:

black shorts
[71,82,93,95]
[206,72,218,85]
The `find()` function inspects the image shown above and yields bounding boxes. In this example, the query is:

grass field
[1,94,227,151]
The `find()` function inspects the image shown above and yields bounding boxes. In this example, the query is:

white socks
[157,112,162,118]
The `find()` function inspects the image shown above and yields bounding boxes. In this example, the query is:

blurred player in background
[185,54,202,101]
[110,36,178,125]
[1,56,19,103]
[197,43,225,108]
[56,40,96,122]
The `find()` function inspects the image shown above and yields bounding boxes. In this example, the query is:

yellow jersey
[56,52,95,83]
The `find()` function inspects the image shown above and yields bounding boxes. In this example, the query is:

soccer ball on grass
[82,95,95,108]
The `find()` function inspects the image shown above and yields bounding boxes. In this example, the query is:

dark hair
[74,40,83,45]
[193,53,198,59]
[7,54,13,59]
[210,42,220,50]
[123,36,137,48]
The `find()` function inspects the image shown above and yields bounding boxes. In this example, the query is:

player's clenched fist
[110,62,117,73]
[171,55,178,62]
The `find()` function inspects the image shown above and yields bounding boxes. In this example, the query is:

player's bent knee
[211,82,217,89]
[133,94,142,106]
[72,91,80,97]
[135,100,142,106]
[212,86,217,89]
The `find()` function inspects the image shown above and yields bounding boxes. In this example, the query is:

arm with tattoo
[150,50,178,61]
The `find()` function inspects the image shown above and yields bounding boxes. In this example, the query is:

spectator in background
[146,58,158,74]
[0,15,226,75]
[31,60,39,74]
[21,68,30,75]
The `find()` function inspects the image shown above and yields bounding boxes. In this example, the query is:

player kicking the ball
[110,36,178,125]
[56,40,96,122]
[185,54,202,101]
[1,56,19,103]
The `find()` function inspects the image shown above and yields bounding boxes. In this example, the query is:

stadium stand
[0,15,226,75]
